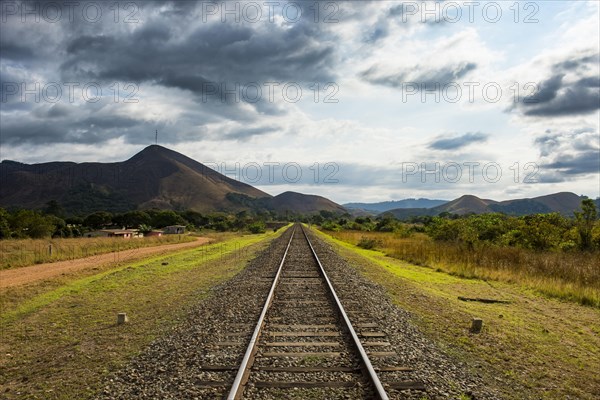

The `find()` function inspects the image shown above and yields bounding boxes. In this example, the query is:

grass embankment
[0,235,197,270]
[316,229,600,399]
[0,229,285,399]
[331,231,600,308]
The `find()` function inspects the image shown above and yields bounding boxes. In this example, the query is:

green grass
[315,228,600,400]
[0,229,284,399]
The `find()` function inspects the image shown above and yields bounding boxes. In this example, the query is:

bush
[357,236,382,249]
[559,240,577,252]
[321,221,341,232]
[248,221,266,234]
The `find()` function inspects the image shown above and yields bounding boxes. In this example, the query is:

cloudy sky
[1,0,599,203]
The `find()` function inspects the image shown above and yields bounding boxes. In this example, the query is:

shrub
[357,236,382,249]
[321,221,341,232]
[248,222,266,234]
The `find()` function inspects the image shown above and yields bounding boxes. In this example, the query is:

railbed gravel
[98,226,503,399]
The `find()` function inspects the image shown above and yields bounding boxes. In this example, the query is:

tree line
[0,201,282,239]
[317,199,600,252]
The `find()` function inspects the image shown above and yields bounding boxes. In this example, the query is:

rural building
[163,225,186,234]
[86,229,141,239]
[145,230,164,237]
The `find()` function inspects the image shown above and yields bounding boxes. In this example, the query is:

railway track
[218,224,425,399]
[99,223,494,399]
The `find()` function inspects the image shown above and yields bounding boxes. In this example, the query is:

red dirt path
[0,237,211,289]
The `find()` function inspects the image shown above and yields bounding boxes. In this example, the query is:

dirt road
[0,237,211,289]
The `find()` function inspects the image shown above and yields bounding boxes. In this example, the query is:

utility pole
[155,130,158,145]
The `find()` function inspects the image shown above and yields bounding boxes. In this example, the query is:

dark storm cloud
[60,14,337,87]
[361,62,477,89]
[522,74,563,104]
[553,53,600,72]
[522,89,599,117]
[32,103,73,119]
[0,112,145,145]
[46,104,72,118]
[0,0,341,146]
[545,152,600,175]
[533,128,599,182]
[534,170,569,183]
[428,132,488,150]
[0,42,35,61]
[514,53,600,117]
[56,4,338,123]
[576,76,600,88]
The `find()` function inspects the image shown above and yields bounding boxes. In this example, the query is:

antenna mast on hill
[155,130,158,145]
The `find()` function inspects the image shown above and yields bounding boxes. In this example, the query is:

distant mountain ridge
[386,192,589,219]
[1,146,592,218]
[344,198,447,213]
[0,145,345,215]
[270,192,346,214]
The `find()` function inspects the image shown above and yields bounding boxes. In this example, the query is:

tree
[48,215,67,237]
[427,217,460,242]
[575,199,598,250]
[148,210,185,228]
[375,215,397,232]
[182,210,209,228]
[248,221,266,234]
[9,209,56,238]
[138,224,153,235]
[44,200,64,218]
[0,208,12,239]
[311,214,324,225]
[83,211,114,229]
[517,213,566,251]
[319,210,334,220]
[114,211,151,228]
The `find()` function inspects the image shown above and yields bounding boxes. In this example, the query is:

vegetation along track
[99,224,495,399]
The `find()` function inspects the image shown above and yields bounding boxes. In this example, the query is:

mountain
[343,198,447,213]
[438,195,497,215]
[269,191,347,214]
[492,192,583,215]
[0,145,344,215]
[386,192,588,219]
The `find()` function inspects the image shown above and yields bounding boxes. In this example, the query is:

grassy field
[315,229,600,399]
[328,230,600,308]
[0,229,285,399]
[0,235,197,270]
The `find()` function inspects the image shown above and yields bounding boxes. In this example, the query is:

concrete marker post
[471,318,483,333]
[117,312,129,325]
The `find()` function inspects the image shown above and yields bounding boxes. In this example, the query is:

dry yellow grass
[315,229,600,399]
[328,230,600,307]
[0,235,195,270]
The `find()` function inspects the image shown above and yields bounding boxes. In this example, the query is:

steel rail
[226,226,296,400]
[301,225,390,400]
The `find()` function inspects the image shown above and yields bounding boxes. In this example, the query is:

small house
[87,229,141,239]
[145,230,164,237]
[163,225,186,234]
